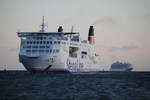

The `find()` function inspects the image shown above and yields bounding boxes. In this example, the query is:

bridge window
[46,50,49,52]
[39,50,44,52]
[46,46,49,48]
[32,46,38,48]
[27,46,31,48]
[43,37,46,39]
[32,50,37,52]
[33,41,36,44]
[40,46,45,48]
[27,41,29,44]
[54,41,57,44]
[61,42,66,44]
[50,49,52,53]
[26,50,31,52]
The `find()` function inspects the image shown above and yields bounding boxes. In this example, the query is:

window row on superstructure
[26,49,59,53]
[26,41,61,44]
[27,36,68,40]
[23,46,51,48]
[27,37,48,40]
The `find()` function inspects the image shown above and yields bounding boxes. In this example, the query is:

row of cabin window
[23,46,50,48]
[26,41,61,44]
[28,37,47,40]
[26,49,59,53]
[27,37,69,40]
[23,42,67,48]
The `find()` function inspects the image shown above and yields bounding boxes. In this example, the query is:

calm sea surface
[0,71,150,100]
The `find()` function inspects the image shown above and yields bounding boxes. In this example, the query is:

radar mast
[40,16,48,32]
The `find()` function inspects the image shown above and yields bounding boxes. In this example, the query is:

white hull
[19,55,67,72]
[19,54,100,72]
[109,68,133,71]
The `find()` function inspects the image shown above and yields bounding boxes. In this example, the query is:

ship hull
[19,55,69,72]
[19,55,100,73]
[110,68,133,72]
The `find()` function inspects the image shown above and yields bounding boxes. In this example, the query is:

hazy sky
[0,0,150,71]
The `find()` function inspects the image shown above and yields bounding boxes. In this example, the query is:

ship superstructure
[17,16,100,72]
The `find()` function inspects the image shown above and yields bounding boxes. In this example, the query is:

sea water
[0,71,150,100]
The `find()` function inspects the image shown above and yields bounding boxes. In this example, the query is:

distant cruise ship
[110,61,133,71]
[17,16,100,72]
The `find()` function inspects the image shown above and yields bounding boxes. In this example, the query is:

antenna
[40,16,48,32]
[71,25,74,33]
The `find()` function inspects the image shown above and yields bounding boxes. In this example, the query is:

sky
[0,0,150,71]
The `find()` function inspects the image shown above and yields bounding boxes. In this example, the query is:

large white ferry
[17,16,100,72]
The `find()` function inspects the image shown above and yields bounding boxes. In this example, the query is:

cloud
[109,45,139,52]
[93,16,117,26]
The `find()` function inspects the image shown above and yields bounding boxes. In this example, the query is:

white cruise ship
[17,16,100,72]
[110,61,133,71]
